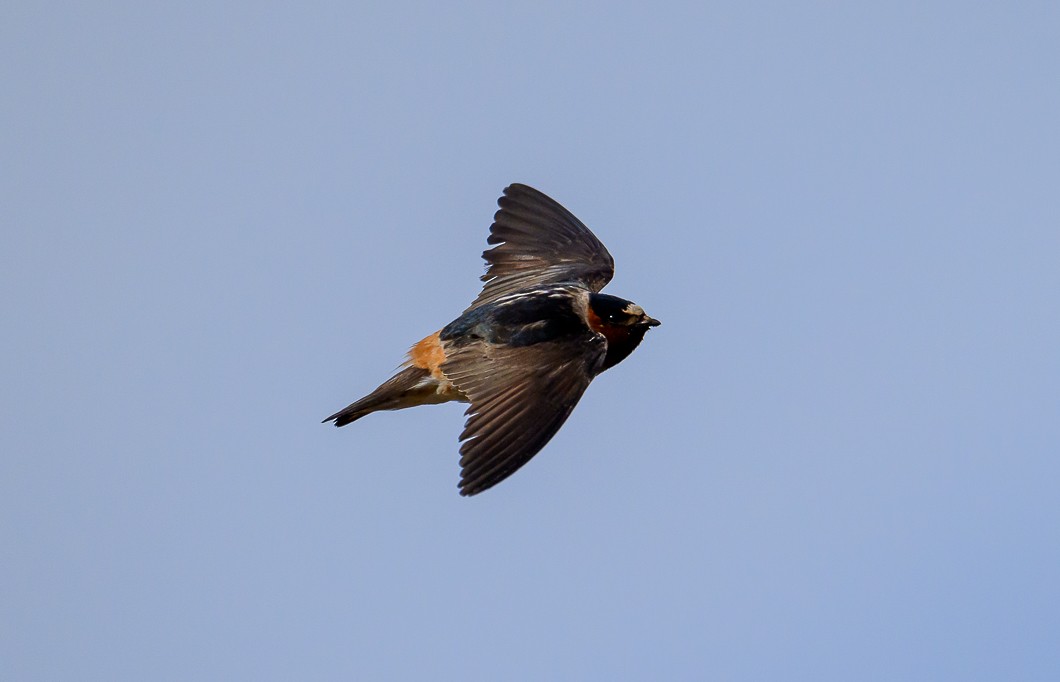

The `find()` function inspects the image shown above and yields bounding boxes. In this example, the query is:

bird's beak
[644,316,661,328]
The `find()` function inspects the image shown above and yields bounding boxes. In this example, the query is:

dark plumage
[324,183,660,496]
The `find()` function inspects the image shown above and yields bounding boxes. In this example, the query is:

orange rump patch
[408,331,447,378]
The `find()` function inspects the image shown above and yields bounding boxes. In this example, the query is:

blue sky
[3,2,1059,679]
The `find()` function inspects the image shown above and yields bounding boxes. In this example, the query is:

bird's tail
[323,366,450,427]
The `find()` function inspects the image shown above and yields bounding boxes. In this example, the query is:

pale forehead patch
[622,303,645,317]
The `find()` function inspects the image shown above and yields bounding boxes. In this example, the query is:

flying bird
[324,183,660,495]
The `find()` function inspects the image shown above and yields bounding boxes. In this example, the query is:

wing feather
[442,335,606,495]
[465,184,615,311]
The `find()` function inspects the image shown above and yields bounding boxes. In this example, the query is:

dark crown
[589,293,643,326]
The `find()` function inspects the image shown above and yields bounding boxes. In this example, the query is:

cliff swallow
[324,183,660,495]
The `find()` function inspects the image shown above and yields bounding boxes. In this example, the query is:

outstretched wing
[442,334,607,496]
[465,184,615,312]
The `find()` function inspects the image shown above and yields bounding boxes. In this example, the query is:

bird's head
[587,292,660,371]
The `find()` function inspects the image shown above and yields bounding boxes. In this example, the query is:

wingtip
[458,479,483,497]
[500,182,545,204]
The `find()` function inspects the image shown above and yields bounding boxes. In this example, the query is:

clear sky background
[3,2,1059,680]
